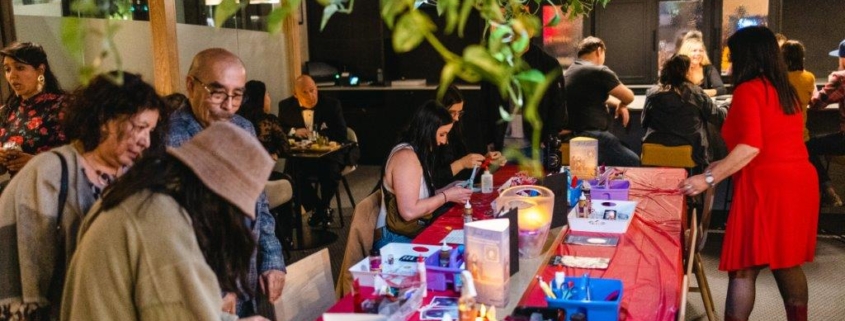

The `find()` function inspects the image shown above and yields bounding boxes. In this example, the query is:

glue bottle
[481,170,493,194]
[439,242,451,268]
[463,200,473,224]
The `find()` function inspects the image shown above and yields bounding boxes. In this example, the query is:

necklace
[80,152,120,188]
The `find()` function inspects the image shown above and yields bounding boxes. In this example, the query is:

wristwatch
[704,170,715,188]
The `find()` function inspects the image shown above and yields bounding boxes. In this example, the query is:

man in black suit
[278,75,348,227]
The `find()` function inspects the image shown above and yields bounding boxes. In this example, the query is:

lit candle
[519,206,547,231]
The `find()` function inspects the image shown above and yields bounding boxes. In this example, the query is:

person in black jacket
[642,54,727,168]
[278,75,347,227]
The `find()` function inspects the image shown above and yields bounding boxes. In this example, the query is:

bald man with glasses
[167,48,286,319]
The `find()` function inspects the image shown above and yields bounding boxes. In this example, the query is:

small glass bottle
[439,242,451,268]
[463,200,473,224]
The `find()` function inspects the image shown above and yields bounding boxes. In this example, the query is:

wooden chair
[335,190,382,298]
[678,208,698,321]
[640,143,696,169]
[689,188,717,321]
[275,248,335,321]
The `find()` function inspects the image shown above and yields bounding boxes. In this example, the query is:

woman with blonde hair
[678,32,726,97]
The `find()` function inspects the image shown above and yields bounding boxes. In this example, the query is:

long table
[324,167,686,321]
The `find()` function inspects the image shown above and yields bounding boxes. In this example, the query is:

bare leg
[772,265,809,321]
[725,267,762,321]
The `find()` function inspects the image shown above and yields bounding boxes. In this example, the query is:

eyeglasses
[449,110,465,117]
[191,76,244,106]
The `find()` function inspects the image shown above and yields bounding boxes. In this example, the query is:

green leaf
[321,4,339,31]
[457,0,474,37]
[214,0,241,29]
[267,0,302,34]
[392,10,436,53]
[498,106,512,122]
[60,18,85,63]
[439,0,459,34]
[438,62,459,98]
[381,0,409,29]
[514,69,546,84]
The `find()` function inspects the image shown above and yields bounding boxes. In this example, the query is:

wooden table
[285,143,353,250]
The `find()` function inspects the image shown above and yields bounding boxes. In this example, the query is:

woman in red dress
[680,26,818,321]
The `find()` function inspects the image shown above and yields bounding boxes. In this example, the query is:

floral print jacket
[0,92,67,154]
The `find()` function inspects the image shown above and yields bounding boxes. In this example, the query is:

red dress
[719,78,819,271]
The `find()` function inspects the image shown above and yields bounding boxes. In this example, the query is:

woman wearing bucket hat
[0,42,67,177]
[61,122,272,321]
[0,71,167,321]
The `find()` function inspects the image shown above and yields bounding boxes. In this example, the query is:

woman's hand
[221,292,237,315]
[458,153,485,170]
[678,174,709,196]
[442,185,472,204]
[486,151,506,166]
[5,151,33,172]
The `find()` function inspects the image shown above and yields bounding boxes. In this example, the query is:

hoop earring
[37,75,45,93]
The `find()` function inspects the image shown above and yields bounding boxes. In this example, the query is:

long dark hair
[238,80,267,125]
[659,54,692,89]
[400,101,453,194]
[1,42,63,106]
[63,71,169,154]
[436,85,467,156]
[99,155,256,296]
[728,26,800,114]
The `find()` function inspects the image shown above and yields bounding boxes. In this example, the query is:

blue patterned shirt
[167,107,286,307]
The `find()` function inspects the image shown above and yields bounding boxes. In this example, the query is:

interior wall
[781,0,845,80]
[13,15,291,115]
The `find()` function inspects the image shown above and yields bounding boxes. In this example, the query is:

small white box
[348,243,440,287]
[568,200,637,234]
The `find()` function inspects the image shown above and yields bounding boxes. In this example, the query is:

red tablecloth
[323,167,686,321]
[517,167,686,321]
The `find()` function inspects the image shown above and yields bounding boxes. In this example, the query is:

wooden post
[283,4,302,93]
[149,0,181,95]
[0,0,16,103]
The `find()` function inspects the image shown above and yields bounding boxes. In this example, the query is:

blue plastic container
[545,276,623,321]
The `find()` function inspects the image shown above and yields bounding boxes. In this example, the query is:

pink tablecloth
[323,167,686,321]
[517,167,686,321]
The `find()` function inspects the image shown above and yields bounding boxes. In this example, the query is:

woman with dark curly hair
[62,122,270,321]
[0,71,167,320]
[0,42,67,175]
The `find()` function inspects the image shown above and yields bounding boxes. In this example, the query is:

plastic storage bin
[586,179,630,201]
[545,276,623,321]
[424,247,464,291]
[348,243,440,287]
[568,200,637,234]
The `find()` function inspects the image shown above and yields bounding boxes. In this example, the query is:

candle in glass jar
[519,207,547,230]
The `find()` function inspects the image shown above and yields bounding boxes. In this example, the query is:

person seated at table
[432,84,505,189]
[642,54,727,168]
[61,122,271,321]
[374,101,472,250]
[677,31,726,97]
[239,80,290,160]
[781,40,817,143]
[0,71,167,320]
[278,75,348,227]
